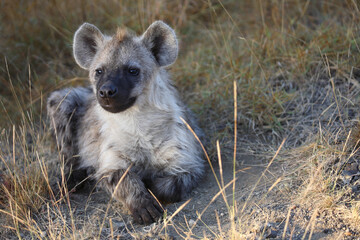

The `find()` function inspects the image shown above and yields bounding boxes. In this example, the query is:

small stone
[189,219,196,227]
[344,162,359,172]
[266,230,278,238]
[342,170,359,177]
[112,220,125,229]
[351,163,359,171]
[341,170,360,184]
[267,222,276,228]
[351,185,360,193]
[143,225,151,232]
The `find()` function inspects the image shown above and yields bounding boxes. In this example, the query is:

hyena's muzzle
[95,67,138,113]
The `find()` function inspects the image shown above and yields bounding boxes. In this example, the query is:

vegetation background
[1,0,360,239]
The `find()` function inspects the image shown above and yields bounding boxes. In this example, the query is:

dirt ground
[1,125,359,240]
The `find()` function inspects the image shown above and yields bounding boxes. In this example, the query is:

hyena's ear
[73,23,104,69]
[141,21,178,67]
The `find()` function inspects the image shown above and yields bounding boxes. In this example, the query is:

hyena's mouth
[99,97,137,113]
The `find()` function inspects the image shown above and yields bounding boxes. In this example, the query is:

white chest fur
[95,104,177,175]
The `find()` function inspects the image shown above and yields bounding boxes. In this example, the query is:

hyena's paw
[128,195,163,225]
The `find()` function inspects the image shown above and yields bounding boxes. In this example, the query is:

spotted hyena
[47,21,205,224]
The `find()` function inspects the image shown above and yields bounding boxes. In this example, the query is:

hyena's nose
[99,84,118,98]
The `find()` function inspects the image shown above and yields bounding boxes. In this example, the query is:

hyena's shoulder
[47,87,93,161]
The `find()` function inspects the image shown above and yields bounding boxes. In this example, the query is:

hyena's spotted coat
[47,21,204,224]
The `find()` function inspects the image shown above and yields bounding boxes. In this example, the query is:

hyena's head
[73,21,178,113]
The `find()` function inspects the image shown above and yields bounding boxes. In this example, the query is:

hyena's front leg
[103,169,163,224]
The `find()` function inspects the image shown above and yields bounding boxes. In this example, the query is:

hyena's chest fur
[77,98,184,175]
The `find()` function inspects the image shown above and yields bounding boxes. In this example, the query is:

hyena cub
[47,21,205,224]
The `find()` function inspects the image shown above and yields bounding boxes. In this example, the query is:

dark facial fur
[95,66,138,113]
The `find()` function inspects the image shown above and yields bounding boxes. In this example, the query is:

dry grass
[1,0,360,239]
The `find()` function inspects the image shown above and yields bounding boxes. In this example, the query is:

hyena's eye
[95,68,103,76]
[128,67,139,76]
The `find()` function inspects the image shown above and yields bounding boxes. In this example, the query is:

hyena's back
[47,87,93,164]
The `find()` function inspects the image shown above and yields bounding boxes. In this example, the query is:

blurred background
[1,0,359,132]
